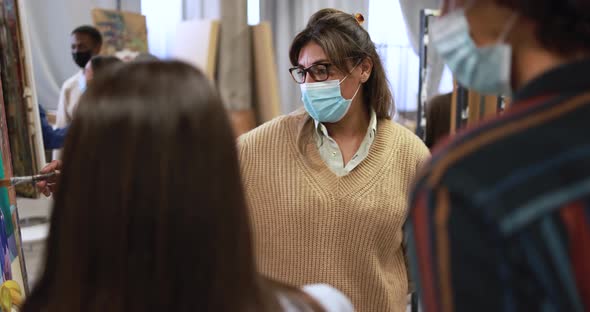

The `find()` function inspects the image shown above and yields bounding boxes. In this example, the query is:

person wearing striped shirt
[407,0,590,311]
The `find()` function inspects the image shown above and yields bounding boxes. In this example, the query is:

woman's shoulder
[238,109,308,147]
[301,284,355,312]
[380,119,430,157]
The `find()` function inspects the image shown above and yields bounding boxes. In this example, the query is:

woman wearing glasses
[239,8,430,312]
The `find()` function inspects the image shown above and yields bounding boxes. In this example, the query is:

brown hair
[495,0,590,56]
[89,55,122,77]
[290,8,393,157]
[22,61,324,312]
[425,93,452,149]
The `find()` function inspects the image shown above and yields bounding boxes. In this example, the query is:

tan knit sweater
[239,112,430,312]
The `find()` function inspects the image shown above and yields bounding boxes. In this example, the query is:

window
[247,0,260,25]
[141,0,183,58]
[368,0,453,113]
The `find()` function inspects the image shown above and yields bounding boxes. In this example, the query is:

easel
[416,9,440,140]
[450,81,505,134]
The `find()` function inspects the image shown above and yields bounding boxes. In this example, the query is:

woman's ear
[360,57,373,83]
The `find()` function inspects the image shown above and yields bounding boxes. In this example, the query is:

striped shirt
[407,59,590,312]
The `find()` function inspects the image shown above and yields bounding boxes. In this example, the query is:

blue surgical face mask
[300,73,361,123]
[430,8,518,95]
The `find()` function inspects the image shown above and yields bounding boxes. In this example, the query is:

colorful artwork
[0,67,27,312]
[0,0,32,303]
[92,9,148,56]
[0,0,42,198]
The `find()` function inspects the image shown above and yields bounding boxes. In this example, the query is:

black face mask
[72,51,93,69]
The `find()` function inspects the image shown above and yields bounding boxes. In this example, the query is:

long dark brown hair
[22,61,324,312]
[290,8,393,156]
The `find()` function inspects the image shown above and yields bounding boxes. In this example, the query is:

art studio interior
[0,0,587,311]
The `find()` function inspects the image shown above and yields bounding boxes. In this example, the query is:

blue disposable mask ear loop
[338,61,363,100]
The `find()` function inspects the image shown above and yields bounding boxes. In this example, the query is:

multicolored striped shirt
[407,59,590,312]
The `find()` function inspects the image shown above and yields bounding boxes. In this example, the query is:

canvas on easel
[0,64,28,312]
[251,22,281,123]
[92,8,148,56]
[0,0,45,199]
[169,19,220,81]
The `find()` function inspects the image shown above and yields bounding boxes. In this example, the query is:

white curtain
[22,0,141,111]
[399,0,445,101]
[142,0,183,58]
[260,0,370,114]
[183,0,220,20]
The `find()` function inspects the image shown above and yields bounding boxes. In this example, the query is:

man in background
[55,25,102,130]
[53,25,102,159]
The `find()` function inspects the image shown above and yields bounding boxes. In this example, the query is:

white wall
[141,0,183,58]
[23,0,140,110]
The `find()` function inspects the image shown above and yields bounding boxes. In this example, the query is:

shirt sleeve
[55,82,69,129]
[39,105,69,150]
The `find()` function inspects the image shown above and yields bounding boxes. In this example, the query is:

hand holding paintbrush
[0,171,60,187]
[32,160,62,197]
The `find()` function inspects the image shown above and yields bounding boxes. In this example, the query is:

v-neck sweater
[239,112,430,312]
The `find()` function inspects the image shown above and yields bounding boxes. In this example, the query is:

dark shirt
[407,59,590,312]
[39,105,68,150]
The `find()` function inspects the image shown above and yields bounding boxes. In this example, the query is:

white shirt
[56,70,84,128]
[314,109,378,177]
[53,70,84,159]
[280,284,355,311]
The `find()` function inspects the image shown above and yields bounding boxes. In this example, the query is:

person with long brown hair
[239,9,430,312]
[83,55,122,83]
[27,61,353,312]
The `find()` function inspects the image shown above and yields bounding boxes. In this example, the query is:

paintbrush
[0,172,59,187]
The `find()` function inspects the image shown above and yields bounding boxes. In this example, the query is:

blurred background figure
[424,92,452,149]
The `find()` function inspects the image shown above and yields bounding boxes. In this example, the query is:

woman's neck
[324,100,370,139]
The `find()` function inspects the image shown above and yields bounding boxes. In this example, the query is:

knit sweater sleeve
[237,132,253,183]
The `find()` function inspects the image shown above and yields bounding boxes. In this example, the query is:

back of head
[495,0,590,56]
[133,53,160,63]
[289,8,393,117]
[24,61,264,312]
[90,55,121,72]
[88,55,122,79]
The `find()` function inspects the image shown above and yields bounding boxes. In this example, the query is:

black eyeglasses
[289,63,333,84]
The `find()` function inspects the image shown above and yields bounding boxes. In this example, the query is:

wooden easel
[450,81,504,134]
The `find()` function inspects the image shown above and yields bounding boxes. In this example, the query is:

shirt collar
[513,58,590,103]
[314,108,377,139]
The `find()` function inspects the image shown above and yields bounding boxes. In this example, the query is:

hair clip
[354,13,365,25]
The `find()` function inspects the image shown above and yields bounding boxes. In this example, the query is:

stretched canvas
[169,19,220,80]
[0,72,28,311]
[92,9,148,55]
[0,0,44,198]
[251,22,281,123]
